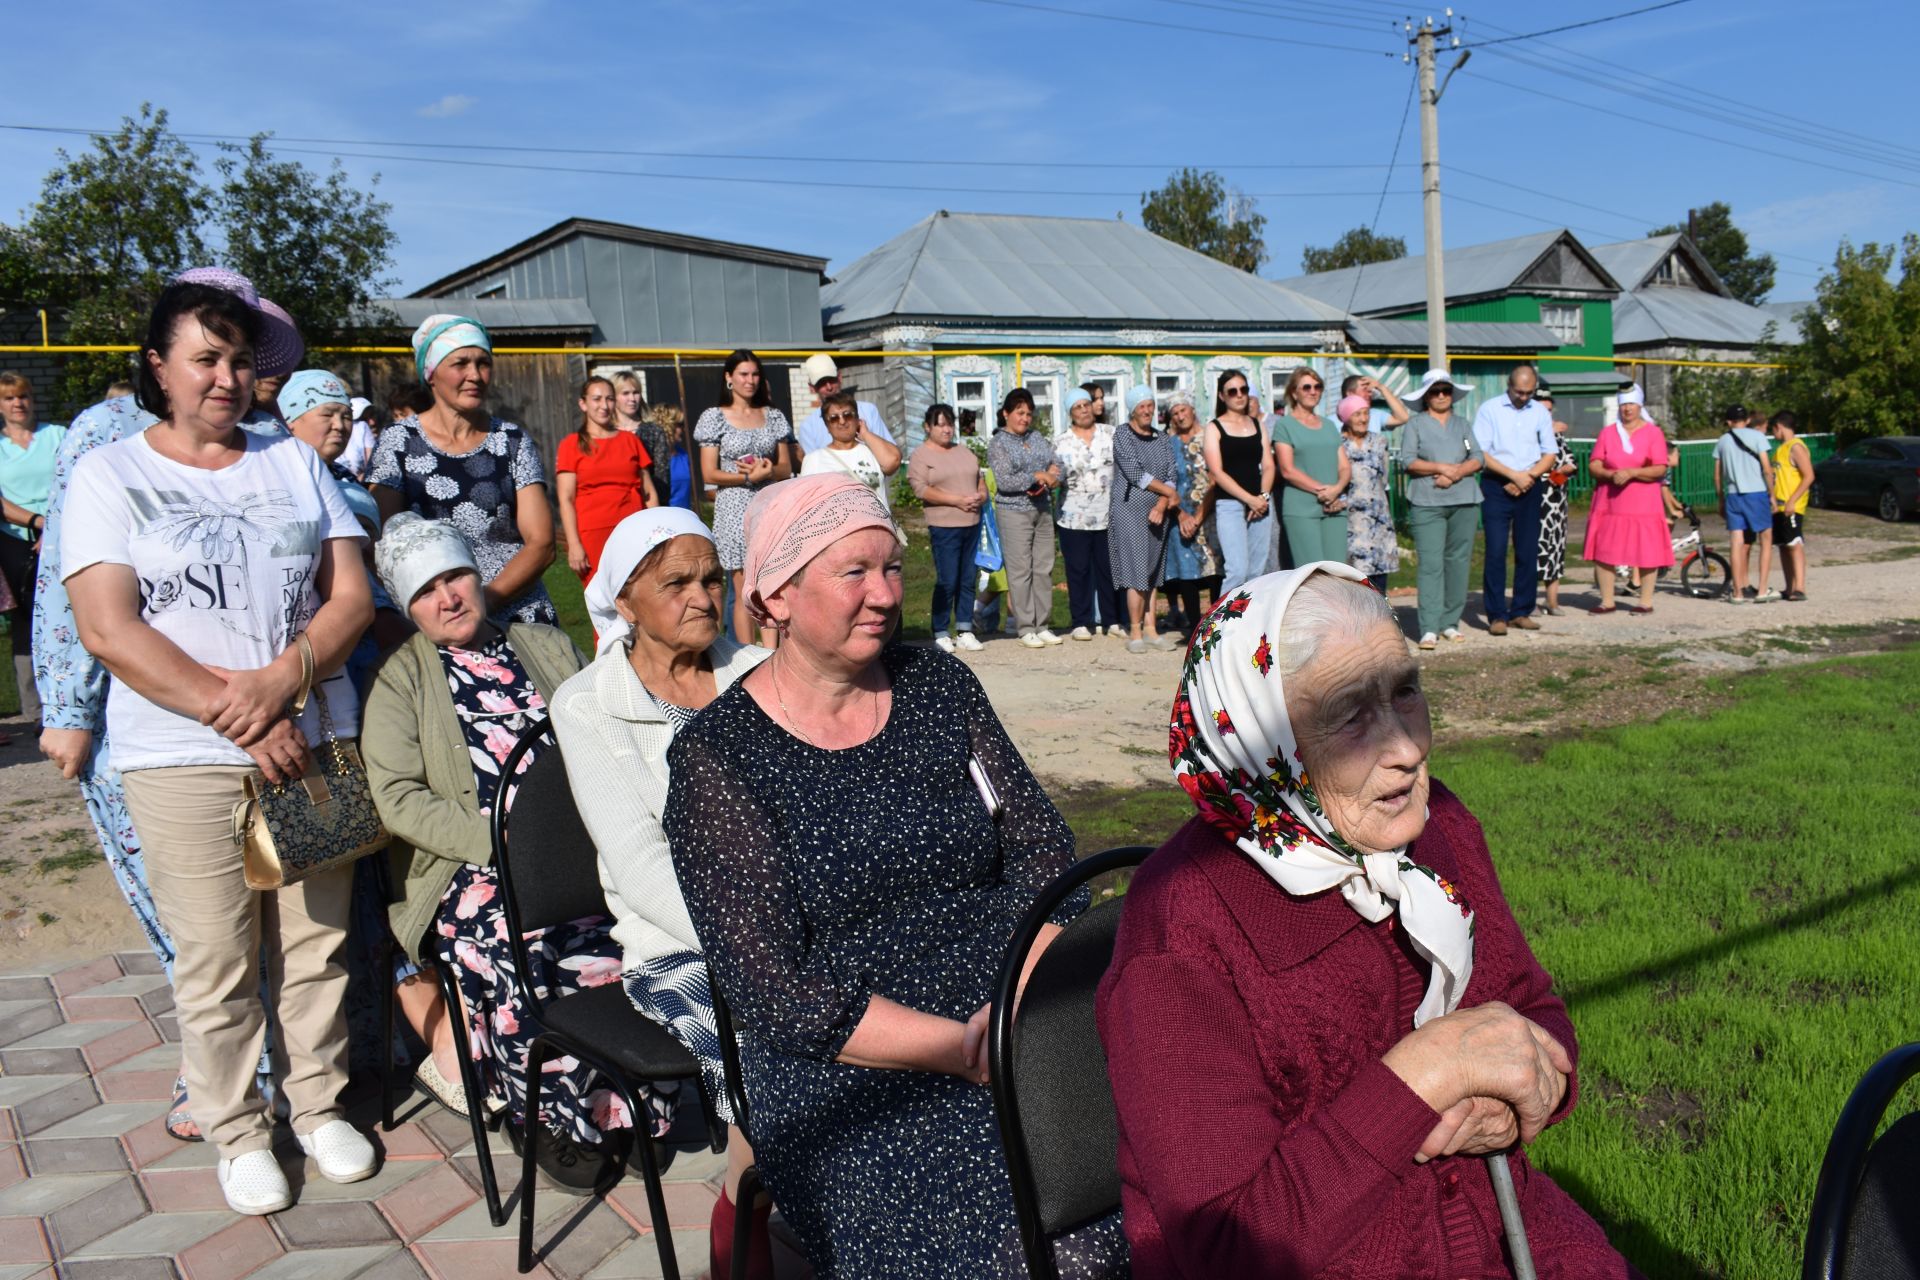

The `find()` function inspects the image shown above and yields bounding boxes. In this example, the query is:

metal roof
[822,211,1348,332]
[1612,289,1798,348]
[1347,318,1560,352]
[1587,233,1734,294]
[362,296,599,332]
[1273,230,1621,316]
[414,217,828,297]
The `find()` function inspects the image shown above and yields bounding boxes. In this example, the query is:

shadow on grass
[1560,863,1920,1009]
[1548,1162,1726,1280]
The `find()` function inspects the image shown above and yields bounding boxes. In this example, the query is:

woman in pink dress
[1582,385,1673,615]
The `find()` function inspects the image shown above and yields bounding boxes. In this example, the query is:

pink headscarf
[741,473,904,624]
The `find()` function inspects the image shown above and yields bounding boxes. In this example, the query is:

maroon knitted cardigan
[1095,780,1640,1279]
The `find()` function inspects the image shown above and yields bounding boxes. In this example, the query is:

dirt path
[0,508,1911,962]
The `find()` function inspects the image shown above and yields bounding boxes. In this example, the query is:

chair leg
[632,1121,680,1280]
[731,1163,763,1280]
[517,1037,546,1274]
[433,959,508,1226]
[379,942,397,1133]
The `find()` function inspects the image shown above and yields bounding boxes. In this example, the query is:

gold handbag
[231,636,390,891]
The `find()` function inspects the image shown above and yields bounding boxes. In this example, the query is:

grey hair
[1271,572,1399,677]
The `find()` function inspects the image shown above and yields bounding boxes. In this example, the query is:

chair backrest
[990,846,1151,1280]
[1804,1042,1920,1280]
[489,720,611,1009]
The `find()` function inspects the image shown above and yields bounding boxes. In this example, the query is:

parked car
[1810,436,1920,522]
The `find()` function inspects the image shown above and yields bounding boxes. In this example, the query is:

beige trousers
[120,765,354,1158]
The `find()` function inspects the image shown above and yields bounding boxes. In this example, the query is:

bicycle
[1613,505,1731,598]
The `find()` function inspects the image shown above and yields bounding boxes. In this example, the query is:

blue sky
[3,0,1911,303]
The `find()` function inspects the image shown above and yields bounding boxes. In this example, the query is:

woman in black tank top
[1201,370,1276,593]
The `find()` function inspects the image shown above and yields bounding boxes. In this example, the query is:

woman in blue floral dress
[1338,398,1400,591]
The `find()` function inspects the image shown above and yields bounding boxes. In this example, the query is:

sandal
[167,1074,203,1142]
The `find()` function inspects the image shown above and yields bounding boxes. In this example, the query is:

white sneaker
[1020,632,1047,649]
[1069,626,1095,641]
[954,631,984,652]
[934,633,956,653]
[1038,629,1064,646]
[1419,633,1438,650]
[1106,625,1127,639]
[297,1119,378,1184]
[218,1149,293,1215]
[1441,627,1464,643]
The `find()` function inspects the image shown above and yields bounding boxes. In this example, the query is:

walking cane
[1486,1154,1538,1280]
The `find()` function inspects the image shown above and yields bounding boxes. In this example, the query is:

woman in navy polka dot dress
[665,472,1124,1278]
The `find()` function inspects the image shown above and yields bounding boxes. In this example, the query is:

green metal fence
[1384,433,1834,522]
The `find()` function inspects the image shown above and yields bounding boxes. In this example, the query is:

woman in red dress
[557,376,656,581]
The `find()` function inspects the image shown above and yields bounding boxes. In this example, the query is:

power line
[1462,0,1699,47]
[0,122,1395,173]
[1345,66,1419,314]
[962,0,1396,54]
[1142,0,1395,35]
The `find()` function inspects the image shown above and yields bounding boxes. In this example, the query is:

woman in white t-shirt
[797,390,901,512]
[62,276,377,1218]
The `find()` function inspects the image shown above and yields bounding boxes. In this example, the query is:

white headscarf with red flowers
[1169,562,1474,1028]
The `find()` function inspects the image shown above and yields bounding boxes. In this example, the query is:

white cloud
[417,94,477,119]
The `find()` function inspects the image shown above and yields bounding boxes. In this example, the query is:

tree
[0,107,398,412]
[214,137,397,341]
[0,105,208,405]
[1140,168,1266,273]
[1772,234,1920,439]
[1300,226,1406,274]
[1650,202,1776,305]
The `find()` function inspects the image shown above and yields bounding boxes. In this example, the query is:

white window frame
[1540,303,1583,345]
[1024,374,1064,433]
[950,377,992,433]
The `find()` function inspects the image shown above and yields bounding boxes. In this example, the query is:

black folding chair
[1803,1042,1920,1280]
[491,720,723,1277]
[707,960,767,1280]
[990,846,1151,1280]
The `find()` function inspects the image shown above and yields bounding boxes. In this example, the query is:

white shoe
[1020,632,1047,649]
[954,631,984,652]
[1106,625,1127,639]
[1441,627,1464,643]
[1419,633,1438,650]
[297,1119,378,1184]
[1038,629,1064,646]
[218,1149,293,1215]
[934,633,956,653]
[1069,626,1095,641]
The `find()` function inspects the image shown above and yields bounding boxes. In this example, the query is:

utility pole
[1408,13,1469,370]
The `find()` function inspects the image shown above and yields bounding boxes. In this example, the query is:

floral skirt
[432,864,681,1143]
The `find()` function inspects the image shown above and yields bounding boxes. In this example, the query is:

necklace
[770,654,880,749]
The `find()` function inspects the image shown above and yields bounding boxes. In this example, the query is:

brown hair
[0,372,32,398]
[575,375,615,456]
[1281,366,1322,412]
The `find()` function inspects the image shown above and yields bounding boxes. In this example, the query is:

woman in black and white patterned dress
[370,315,557,624]
[1534,390,1579,614]
[692,349,794,644]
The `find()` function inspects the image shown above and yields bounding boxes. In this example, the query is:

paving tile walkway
[0,952,813,1280]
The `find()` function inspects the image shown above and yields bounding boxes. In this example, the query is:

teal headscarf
[411,314,491,383]
[279,369,351,422]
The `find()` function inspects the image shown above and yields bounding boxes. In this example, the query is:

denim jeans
[1215,496,1275,593]
[1480,477,1543,621]
[926,523,980,634]
[1057,527,1123,630]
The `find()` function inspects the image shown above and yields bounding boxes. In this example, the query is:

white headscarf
[1170,563,1474,1028]
[583,508,716,656]
[1613,383,1647,453]
[375,514,479,610]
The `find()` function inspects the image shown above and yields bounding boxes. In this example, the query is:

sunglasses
[1224,385,1249,396]
[825,411,859,424]
[1429,387,1455,396]
[1298,382,1323,392]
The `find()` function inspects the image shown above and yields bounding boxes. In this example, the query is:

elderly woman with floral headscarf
[1096,565,1639,1279]
[368,315,557,625]
[1159,391,1218,639]
[549,507,775,1278]
[362,515,652,1196]
[664,472,1124,1278]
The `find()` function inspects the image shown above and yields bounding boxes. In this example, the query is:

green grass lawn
[1061,647,1920,1280]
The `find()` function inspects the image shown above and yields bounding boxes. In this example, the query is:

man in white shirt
[794,355,895,457]
[1469,364,1558,635]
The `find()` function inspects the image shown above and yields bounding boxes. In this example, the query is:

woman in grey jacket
[549,507,774,1278]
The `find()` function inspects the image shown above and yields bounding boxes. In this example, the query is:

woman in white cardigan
[548,508,774,1278]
